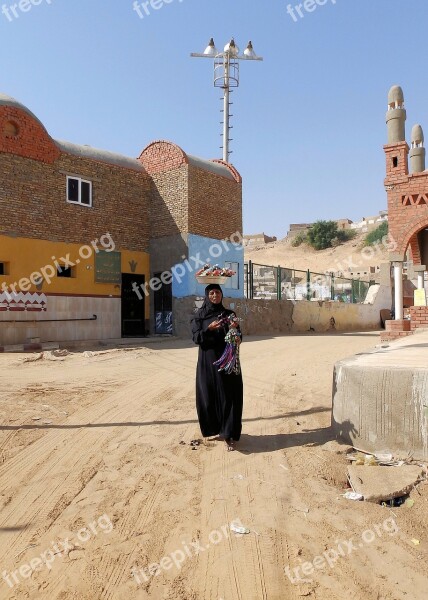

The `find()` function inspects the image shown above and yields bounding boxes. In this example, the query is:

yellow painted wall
[0,235,150,318]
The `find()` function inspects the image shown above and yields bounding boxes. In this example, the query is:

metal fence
[244,262,372,303]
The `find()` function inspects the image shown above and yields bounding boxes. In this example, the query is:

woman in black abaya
[191,284,243,451]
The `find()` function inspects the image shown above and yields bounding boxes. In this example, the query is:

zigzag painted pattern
[0,292,47,306]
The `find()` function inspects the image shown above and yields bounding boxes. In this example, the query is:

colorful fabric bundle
[196,263,236,278]
[213,315,242,375]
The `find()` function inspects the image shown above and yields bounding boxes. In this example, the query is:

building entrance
[417,228,428,267]
[121,273,146,337]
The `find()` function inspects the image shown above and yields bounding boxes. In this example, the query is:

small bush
[307,221,340,250]
[365,222,388,246]
[337,229,357,242]
[291,233,307,247]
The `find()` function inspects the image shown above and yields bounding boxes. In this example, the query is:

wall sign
[414,289,427,307]
[95,251,121,284]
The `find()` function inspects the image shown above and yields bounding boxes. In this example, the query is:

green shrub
[337,229,356,242]
[306,221,356,250]
[307,221,340,250]
[365,221,388,246]
[291,232,307,247]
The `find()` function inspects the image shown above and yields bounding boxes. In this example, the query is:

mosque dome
[388,85,404,105]
[411,124,424,145]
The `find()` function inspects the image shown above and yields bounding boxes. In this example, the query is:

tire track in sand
[0,361,200,600]
[0,369,185,567]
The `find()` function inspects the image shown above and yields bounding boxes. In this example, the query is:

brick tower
[384,85,428,337]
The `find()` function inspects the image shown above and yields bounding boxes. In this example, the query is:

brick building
[0,94,243,346]
[383,85,428,339]
[139,141,243,334]
[243,233,277,246]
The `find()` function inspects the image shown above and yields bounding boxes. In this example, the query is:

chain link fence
[244,262,372,303]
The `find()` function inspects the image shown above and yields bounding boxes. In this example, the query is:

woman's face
[208,289,222,304]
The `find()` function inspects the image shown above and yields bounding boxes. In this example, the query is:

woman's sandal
[225,438,235,451]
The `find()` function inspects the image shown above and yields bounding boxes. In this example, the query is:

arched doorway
[417,227,428,267]
[403,225,428,295]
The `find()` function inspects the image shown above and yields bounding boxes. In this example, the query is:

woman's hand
[207,320,222,331]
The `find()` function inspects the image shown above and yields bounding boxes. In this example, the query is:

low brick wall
[173,296,385,339]
[381,318,413,342]
[381,307,428,341]
[410,306,428,330]
[386,319,411,331]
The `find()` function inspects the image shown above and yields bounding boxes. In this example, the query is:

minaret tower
[386,85,406,143]
[410,124,426,173]
[385,85,409,180]
[384,85,409,323]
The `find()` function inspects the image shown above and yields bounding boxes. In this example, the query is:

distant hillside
[244,231,389,279]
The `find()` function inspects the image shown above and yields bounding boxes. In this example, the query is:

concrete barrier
[332,330,428,460]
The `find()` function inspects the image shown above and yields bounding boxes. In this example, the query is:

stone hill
[244,230,390,279]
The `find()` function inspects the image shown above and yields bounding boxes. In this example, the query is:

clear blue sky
[1,0,427,238]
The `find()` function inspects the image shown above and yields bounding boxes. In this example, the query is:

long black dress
[191,292,243,441]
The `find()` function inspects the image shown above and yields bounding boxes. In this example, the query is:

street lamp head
[243,41,257,59]
[203,37,218,56]
[224,38,239,57]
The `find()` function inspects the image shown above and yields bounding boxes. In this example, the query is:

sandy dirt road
[0,333,427,600]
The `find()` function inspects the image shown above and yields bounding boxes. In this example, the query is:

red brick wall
[139,141,187,175]
[140,141,242,241]
[384,143,428,261]
[140,141,189,239]
[211,159,242,183]
[188,164,242,239]
[0,105,60,164]
[408,233,422,264]
[0,101,151,251]
[0,151,151,252]
[148,167,189,239]
[410,306,428,329]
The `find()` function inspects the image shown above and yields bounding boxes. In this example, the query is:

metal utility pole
[191,38,263,163]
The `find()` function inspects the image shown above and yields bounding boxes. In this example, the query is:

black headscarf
[191,283,236,343]
[197,284,225,319]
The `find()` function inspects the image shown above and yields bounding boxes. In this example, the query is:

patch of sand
[0,335,426,599]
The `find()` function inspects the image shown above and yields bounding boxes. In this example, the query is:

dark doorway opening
[154,272,173,334]
[121,273,146,337]
[418,228,428,268]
